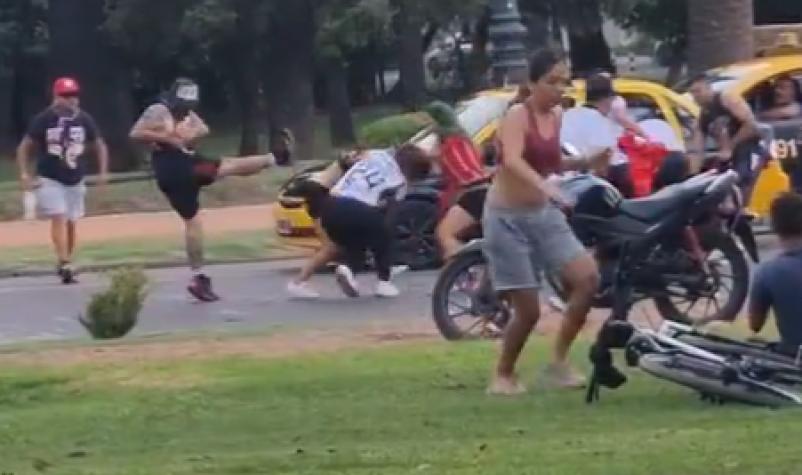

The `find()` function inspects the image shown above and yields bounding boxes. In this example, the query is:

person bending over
[320,145,430,299]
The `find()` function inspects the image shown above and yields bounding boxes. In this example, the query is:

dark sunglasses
[58,93,80,99]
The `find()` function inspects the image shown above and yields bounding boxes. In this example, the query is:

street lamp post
[487,0,529,87]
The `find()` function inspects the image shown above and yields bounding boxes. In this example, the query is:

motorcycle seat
[619,173,719,222]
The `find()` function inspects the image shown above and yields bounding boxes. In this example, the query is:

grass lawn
[0,337,800,474]
[0,230,306,274]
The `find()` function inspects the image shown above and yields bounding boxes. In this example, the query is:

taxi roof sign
[754,24,802,57]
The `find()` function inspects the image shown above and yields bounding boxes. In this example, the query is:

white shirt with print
[331,149,406,207]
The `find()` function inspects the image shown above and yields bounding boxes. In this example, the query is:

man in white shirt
[561,73,635,195]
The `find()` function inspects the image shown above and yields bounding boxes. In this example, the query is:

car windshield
[410,95,510,151]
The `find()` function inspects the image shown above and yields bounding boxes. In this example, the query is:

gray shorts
[35,177,86,221]
[482,203,585,291]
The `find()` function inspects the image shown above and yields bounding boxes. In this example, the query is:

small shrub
[358,112,432,148]
[79,267,148,340]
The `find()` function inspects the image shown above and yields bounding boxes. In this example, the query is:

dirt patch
[0,305,665,371]
[0,323,442,370]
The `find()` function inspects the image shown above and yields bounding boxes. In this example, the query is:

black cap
[586,73,616,102]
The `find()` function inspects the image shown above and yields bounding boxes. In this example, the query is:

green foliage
[603,0,687,58]
[358,112,432,147]
[79,267,148,340]
[0,0,47,75]
[316,0,392,61]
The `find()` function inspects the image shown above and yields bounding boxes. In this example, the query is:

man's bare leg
[295,222,338,283]
[436,206,477,260]
[185,216,205,272]
[218,155,275,178]
[488,289,540,396]
[51,216,70,264]
[66,220,77,261]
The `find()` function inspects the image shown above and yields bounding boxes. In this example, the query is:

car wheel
[392,199,441,270]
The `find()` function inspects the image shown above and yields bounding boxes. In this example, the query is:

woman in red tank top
[484,48,602,396]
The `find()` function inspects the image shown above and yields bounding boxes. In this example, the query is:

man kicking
[130,78,276,302]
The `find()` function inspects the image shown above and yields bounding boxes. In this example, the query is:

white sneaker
[287,281,320,300]
[334,265,360,298]
[375,280,400,298]
[390,265,410,278]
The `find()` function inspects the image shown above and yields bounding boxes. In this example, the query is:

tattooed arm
[129,104,185,148]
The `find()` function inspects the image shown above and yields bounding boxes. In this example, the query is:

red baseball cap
[53,77,81,97]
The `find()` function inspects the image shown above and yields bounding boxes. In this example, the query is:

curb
[0,252,310,280]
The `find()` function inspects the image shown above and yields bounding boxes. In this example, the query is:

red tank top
[438,135,488,213]
[498,102,562,176]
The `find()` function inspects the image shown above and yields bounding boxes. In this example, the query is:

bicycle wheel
[639,353,801,407]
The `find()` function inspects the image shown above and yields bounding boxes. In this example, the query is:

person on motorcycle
[747,192,802,356]
[318,145,430,299]
[424,101,490,260]
[688,74,762,199]
[484,48,608,396]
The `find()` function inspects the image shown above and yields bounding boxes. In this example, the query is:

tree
[0,0,47,148]
[604,0,687,84]
[264,0,317,161]
[50,0,138,171]
[391,0,484,109]
[687,0,754,73]
[182,0,273,155]
[549,0,615,76]
[315,0,391,146]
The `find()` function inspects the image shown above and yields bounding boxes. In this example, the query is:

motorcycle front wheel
[431,251,511,341]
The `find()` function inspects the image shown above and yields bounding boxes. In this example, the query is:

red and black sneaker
[187,274,220,302]
[57,263,78,285]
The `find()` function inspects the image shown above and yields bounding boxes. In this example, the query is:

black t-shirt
[26,107,101,186]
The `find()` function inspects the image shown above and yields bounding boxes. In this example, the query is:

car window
[620,93,664,122]
[745,70,802,117]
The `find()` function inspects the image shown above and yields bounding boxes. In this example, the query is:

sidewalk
[0,204,277,249]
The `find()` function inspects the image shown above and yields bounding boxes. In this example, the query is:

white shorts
[35,177,86,221]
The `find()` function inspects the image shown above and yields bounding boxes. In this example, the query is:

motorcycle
[431,160,755,341]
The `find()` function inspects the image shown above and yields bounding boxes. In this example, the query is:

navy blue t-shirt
[750,248,802,350]
[26,108,101,186]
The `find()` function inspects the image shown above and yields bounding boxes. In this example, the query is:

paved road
[0,260,438,344]
[0,235,782,345]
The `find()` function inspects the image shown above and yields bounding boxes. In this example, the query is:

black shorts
[455,186,488,221]
[153,151,220,220]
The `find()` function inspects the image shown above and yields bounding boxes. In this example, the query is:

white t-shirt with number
[331,150,406,207]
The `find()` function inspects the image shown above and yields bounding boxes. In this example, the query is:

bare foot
[539,363,587,390]
[486,375,527,396]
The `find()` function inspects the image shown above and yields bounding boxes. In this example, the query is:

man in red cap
[16,77,109,284]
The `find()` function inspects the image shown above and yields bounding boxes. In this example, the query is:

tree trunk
[230,0,262,156]
[48,0,139,172]
[567,30,615,77]
[324,57,356,147]
[264,0,316,162]
[664,55,685,86]
[687,0,754,74]
[396,0,426,110]
[0,70,14,150]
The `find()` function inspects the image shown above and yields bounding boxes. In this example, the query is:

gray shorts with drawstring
[482,202,585,291]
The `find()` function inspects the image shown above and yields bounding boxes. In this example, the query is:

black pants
[652,152,691,192]
[320,197,393,281]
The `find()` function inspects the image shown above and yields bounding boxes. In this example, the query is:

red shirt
[438,135,487,212]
